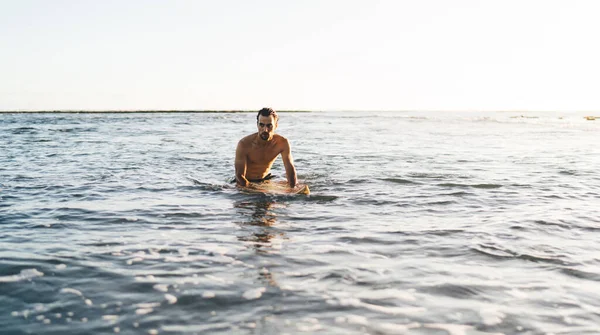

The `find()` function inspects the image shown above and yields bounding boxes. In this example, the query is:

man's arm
[235,141,250,187]
[281,139,297,188]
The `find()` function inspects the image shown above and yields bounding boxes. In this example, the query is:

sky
[1,0,599,111]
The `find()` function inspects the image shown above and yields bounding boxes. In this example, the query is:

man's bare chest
[247,147,280,164]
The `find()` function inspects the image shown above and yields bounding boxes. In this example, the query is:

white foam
[178,248,189,256]
[161,323,231,333]
[148,329,158,335]
[165,294,177,304]
[345,314,369,326]
[202,291,216,299]
[356,288,417,302]
[55,264,67,270]
[506,289,528,299]
[242,287,266,300]
[424,324,471,335]
[423,323,504,335]
[127,257,144,265]
[204,274,231,284]
[374,322,420,334]
[202,244,229,255]
[348,249,389,259]
[85,299,93,306]
[135,308,153,315]
[102,315,119,321]
[361,302,425,315]
[153,284,169,292]
[479,309,505,326]
[279,285,295,291]
[135,275,157,282]
[329,298,425,316]
[60,288,83,297]
[0,269,44,282]
[296,323,322,332]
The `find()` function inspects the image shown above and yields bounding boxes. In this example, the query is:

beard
[260,132,270,140]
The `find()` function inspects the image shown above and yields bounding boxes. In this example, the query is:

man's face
[257,115,277,141]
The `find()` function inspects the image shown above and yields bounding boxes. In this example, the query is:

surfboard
[243,180,310,195]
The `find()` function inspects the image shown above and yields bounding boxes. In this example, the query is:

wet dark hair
[256,107,278,122]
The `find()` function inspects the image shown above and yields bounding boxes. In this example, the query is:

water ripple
[2,111,600,334]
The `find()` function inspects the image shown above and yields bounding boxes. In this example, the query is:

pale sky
[1,0,599,111]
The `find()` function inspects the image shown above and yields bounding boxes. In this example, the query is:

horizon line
[0,109,598,114]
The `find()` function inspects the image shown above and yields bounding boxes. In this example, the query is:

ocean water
[1,111,599,335]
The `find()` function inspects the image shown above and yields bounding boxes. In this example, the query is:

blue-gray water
[1,111,599,335]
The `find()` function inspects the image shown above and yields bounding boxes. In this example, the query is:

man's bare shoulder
[238,133,258,147]
[271,135,291,152]
[272,134,289,145]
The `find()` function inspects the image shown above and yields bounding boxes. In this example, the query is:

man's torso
[241,133,285,180]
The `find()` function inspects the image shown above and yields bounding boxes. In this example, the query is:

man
[235,107,297,188]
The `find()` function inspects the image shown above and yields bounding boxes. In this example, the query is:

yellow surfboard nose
[299,185,310,195]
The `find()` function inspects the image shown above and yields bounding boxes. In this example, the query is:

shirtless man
[235,108,297,188]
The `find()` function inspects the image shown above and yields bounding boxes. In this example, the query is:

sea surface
[1,111,599,335]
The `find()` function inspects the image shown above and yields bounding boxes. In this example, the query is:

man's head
[256,107,278,141]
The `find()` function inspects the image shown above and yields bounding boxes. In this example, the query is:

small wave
[425,200,456,205]
[327,297,425,315]
[438,183,502,189]
[49,127,97,133]
[510,183,533,188]
[533,219,571,230]
[380,178,420,185]
[516,253,569,266]
[474,243,570,265]
[407,173,448,180]
[11,127,38,134]
[343,178,370,185]
[471,244,515,259]
[161,323,232,333]
[443,191,472,197]
[305,195,339,203]
[560,267,600,281]
[350,198,400,206]
[186,177,230,191]
[422,229,464,236]
[337,236,397,245]
[0,268,44,283]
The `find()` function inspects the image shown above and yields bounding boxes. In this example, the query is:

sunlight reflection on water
[1,111,599,334]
